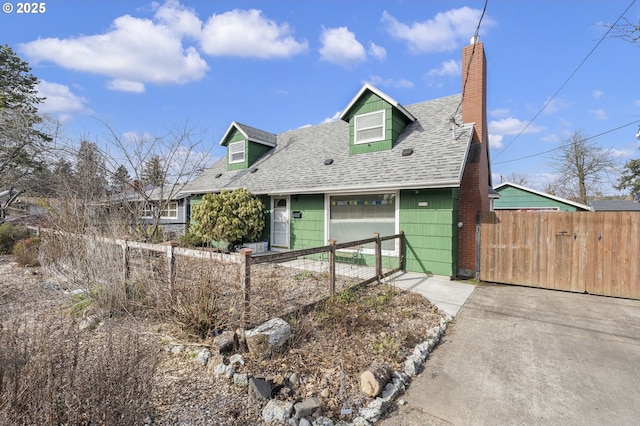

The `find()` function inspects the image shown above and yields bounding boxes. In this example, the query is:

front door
[271,197,290,250]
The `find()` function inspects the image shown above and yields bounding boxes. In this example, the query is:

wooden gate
[480,210,640,299]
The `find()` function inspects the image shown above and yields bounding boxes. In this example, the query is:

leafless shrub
[0,313,158,425]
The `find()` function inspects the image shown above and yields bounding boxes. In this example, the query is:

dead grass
[0,254,445,424]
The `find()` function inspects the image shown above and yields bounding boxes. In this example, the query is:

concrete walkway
[378,283,640,426]
[386,272,476,317]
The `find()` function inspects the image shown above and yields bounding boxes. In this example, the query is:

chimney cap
[470,35,480,44]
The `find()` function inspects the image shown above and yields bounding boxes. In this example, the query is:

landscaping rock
[228,353,244,366]
[246,317,291,357]
[249,377,273,400]
[213,330,236,353]
[359,398,391,423]
[312,417,334,425]
[233,373,248,388]
[195,348,211,366]
[350,417,371,426]
[293,397,320,418]
[262,399,294,423]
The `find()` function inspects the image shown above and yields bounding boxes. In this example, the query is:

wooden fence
[34,227,404,326]
[480,211,640,299]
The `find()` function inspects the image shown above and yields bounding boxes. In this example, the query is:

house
[589,200,640,212]
[493,182,592,212]
[108,184,191,239]
[182,38,492,278]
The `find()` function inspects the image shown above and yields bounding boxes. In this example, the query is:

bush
[0,222,31,254]
[12,237,41,266]
[190,188,265,251]
[177,231,206,247]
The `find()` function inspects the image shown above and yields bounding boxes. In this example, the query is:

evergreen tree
[141,155,165,187]
[111,164,131,192]
[75,140,107,199]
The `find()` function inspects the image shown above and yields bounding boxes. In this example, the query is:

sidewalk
[386,272,476,317]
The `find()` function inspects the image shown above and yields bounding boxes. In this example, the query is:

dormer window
[354,110,385,144]
[229,141,245,164]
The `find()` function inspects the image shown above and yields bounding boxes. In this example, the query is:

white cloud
[200,9,308,58]
[20,13,209,92]
[321,111,341,124]
[489,134,503,149]
[319,26,366,67]
[541,97,570,114]
[108,79,146,93]
[368,42,386,61]
[152,0,202,39]
[489,117,544,135]
[427,59,460,77]
[592,89,604,100]
[541,134,561,143]
[489,108,510,118]
[36,80,91,121]
[590,108,608,120]
[607,147,634,158]
[365,76,414,89]
[381,7,495,54]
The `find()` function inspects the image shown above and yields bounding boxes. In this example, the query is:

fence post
[166,241,177,300]
[398,231,405,271]
[121,237,130,284]
[239,248,253,327]
[374,232,382,281]
[328,239,336,296]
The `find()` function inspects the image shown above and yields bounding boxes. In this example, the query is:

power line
[493,118,640,165]
[494,0,638,160]
[452,0,489,120]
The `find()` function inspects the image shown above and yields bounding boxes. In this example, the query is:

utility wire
[452,0,488,120]
[493,118,640,165]
[494,0,638,160]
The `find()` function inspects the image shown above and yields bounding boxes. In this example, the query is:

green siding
[222,129,273,171]
[290,194,325,250]
[347,93,390,155]
[494,186,580,211]
[400,188,459,276]
[258,195,271,242]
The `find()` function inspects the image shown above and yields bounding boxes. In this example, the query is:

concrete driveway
[379,283,640,426]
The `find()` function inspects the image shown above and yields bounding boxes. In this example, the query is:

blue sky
[3,0,640,195]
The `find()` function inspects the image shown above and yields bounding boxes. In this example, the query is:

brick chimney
[458,37,490,278]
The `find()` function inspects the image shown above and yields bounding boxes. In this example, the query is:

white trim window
[161,201,178,219]
[141,203,154,219]
[229,141,245,164]
[328,192,397,253]
[354,110,385,144]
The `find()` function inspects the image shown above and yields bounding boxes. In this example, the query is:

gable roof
[494,182,592,211]
[339,83,416,123]
[220,121,277,147]
[589,200,640,211]
[183,94,472,196]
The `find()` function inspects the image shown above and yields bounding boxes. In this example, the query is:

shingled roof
[182,94,473,196]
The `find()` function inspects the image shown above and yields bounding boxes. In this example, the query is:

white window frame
[229,141,245,164]
[161,201,178,219]
[354,110,386,145]
[141,203,154,219]
[324,190,399,256]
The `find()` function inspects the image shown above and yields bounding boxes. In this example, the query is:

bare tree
[101,121,211,240]
[548,130,618,204]
[500,172,529,186]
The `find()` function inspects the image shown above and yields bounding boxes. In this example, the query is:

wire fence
[33,227,404,329]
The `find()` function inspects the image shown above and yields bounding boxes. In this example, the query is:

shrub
[190,188,265,251]
[12,237,41,266]
[0,222,31,254]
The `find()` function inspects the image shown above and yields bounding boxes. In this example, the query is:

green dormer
[220,121,277,171]
[340,83,416,155]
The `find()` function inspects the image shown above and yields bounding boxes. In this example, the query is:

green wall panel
[290,194,325,250]
[400,188,458,276]
[494,186,580,211]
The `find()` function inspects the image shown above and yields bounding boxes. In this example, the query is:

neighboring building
[493,182,592,212]
[589,200,640,212]
[109,185,191,239]
[182,39,492,278]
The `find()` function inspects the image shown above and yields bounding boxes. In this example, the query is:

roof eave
[339,83,416,123]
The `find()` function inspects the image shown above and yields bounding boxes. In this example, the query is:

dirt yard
[0,255,446,425]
